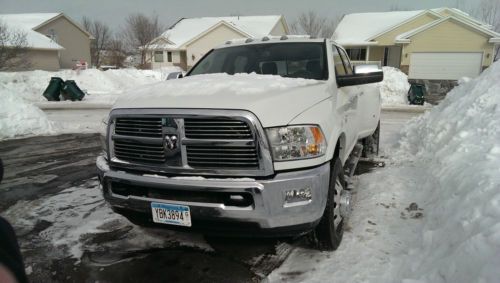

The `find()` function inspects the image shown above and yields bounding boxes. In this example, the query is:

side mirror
[337,65,383,87]
[166,72,183,80]
[353,64,381,74]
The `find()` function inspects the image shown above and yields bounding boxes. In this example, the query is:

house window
[167,52,172,62]
[154,51,164,62]
[346,48,367,61]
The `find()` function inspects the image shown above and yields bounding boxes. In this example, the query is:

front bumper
[97,156,330,236]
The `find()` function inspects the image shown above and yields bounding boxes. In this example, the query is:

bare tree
[0,21,30,70]
[290,11,339,38]
[82,16,111,67]
[474,0,500,60]
[107,37,126,68]
[121,13,163,67]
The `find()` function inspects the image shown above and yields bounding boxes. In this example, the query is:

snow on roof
[0,13,63,50]
[157,15,283,49]
[333,10,423,45]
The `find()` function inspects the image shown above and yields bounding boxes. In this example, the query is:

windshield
[188,42,328,80]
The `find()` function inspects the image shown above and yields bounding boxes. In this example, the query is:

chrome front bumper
[97,156,330,235]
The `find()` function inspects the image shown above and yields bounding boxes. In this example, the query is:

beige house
[334,8,500,80]
[146,15,289,70]
[0,13,93,71]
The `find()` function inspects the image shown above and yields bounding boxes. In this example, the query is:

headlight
[266,125,327,161]
[99,118,108,155]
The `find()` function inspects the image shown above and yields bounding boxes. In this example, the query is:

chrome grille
[184,118,252,139]
[115,118,162,138]
[186,145,259,168]
[114,140,166,163]
[108,109,273,176]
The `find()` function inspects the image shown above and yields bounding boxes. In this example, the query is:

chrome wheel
[333,177,343,228]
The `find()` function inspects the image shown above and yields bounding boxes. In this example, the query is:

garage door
[409,52,483,80]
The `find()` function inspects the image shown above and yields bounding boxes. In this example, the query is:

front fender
[273,99,345,171]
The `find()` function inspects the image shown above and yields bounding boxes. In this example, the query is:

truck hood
[113,73,329,127]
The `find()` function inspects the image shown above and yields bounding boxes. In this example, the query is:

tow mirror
[337,64,384,87]
[167,72,183,80]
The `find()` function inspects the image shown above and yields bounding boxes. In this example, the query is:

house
[146,15,289,70]
[334,8,500,80]
[0,13,93,71]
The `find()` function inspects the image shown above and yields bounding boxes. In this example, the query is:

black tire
[310,157,345,251]
[0,158,3,184]
[362,121,380,158]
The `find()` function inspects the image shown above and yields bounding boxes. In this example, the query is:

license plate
[151,202,191,227]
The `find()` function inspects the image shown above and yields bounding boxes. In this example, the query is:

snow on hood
[113,73,327,127]
[392,60,500,282]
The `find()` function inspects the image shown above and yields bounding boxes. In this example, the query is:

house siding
[374,13,439,46]
[269,20,287,36]
[401,20,494,67]
[185,24,249,68]
[26,49,60,71]
[35,16,91,69]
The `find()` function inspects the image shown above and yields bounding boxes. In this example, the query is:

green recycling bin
[61,80,85,101]
[42,77,64,101]
[408,83,426,105]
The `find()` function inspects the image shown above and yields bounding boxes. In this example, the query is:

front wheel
[310,157,346,251]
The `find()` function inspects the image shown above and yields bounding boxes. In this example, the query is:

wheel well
[333,134,346,163]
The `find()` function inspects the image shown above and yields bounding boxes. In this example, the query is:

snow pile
[393,61,500,282]
[379,66,410,106]
[0,67,180,104]
[0,85,55,140]
[121,72,320,100]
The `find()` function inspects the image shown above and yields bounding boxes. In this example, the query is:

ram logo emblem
[165,135,178,150]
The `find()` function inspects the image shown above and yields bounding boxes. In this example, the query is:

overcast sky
[0,0,479,31]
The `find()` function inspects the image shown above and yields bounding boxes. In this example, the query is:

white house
[146,15,289,70]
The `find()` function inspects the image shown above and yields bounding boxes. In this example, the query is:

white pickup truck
[97,37,382,250]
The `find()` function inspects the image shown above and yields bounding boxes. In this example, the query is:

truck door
[338,48,381,139]
[332,45,360,155]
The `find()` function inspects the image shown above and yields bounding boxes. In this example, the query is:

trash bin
[408,83,426,105]
[42,77,64,101]
[61,80,85,101]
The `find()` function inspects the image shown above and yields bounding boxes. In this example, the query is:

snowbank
[0,85,55,140]
[379,66,410,106]
[0,67,180,104]
[392,61,500,282]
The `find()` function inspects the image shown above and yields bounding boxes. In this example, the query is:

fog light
[284,187,312,206]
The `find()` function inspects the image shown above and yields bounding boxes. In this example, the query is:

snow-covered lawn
[0,67,179,140]
[0,67,181,104]
[268,61,500,283]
